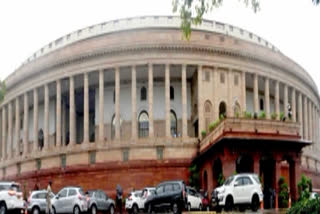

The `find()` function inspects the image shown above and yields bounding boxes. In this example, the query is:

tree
[189,164,200,190]
[0,80,6,102]
[172,0,320,39]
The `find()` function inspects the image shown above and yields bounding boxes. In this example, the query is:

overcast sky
[0,0,319,93]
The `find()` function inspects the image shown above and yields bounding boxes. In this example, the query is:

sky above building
[0,0,319,93]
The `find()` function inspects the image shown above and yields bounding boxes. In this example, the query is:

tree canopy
[173,0,319,39]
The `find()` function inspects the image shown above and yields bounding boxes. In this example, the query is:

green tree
[189,164,200,190]
[172,0,319,39]
[278,176,289,208]
[0,80,6,102]
[297,174,312,201]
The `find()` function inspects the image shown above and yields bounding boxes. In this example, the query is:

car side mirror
[234,181,239,187]
[56,195,60,200]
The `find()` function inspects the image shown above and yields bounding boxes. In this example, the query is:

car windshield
[79,189,85,196]
[10,184,21,192]
[224,176,234,186]
[252,175,261,184]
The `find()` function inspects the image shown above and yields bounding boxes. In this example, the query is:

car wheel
[225,196,233,212]
[172,202,179,214]
[132,204,139,214]
[109,205,114,214]
[91,205,97,214]
[73,206,80,214]
[251,194,260,212]
[0,203,6,214]
[199,204,202,211]
[32,207,40,214]
[187,203,191,211]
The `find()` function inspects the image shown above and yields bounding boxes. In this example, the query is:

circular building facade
[0,16,319,207]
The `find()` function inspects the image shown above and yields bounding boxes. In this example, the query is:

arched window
[219,102,227,118]
[204,100,213,132]
[170,110,177,137]
[141,87,147,101]
[111,114,122,140]
[139,111,149,138]
[260,98,264,111]
[170,86,174,100]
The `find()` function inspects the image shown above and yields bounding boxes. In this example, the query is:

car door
[242,176,254,203]
[189,189,197,209]
[55,189,68,213]
[98,191,106,211]
[39,192,47,212]
[164,184,174,209]
[154,185,165,209]
[233,177,244,204]
[66,189,77,213]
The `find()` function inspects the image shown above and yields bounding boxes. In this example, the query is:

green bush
[280,112,285,121]
[208,123,214,132]
[217,172,225,186]
[201,130,207,138]
[298,174,312,200]
[243,111,252,119]
[188,164,200,190]
[259,111,266,119]
[209,119,221,132]
[271,112,277,120]
[219,114,225,120]
[278,176,289,208]
[235,111,240,118]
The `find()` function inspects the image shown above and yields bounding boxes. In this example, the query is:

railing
[200,117,302,152]
[15,16,278,69]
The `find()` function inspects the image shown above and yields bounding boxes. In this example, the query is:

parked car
[51,186,88,214]
[87,190,115,214]
[0,182,25,214]
[144,180,187,214]
[27,190,55,214]
[211,173,263,212]
[186,187,202,211]
[125,188,155,214]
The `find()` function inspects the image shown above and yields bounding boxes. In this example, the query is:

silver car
[87,190,115,214]
[52,187,88,214]
[27,190,55,214]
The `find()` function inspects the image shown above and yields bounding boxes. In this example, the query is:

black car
[144,180,187,214]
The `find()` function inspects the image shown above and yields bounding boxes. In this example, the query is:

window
[156,186,164,195]
[260,99,264,111]
[2,168,6,178]
[36,159,41,170]
[68,189,77,197]
[219,102,227,118]
[58,189,68,198]
[138,111,149,138]
[235,177,243,186]
[61,154,66,169]
[242,177,253,185]
[204,101,212,133]
[123,148,129,162]
[234,75,239,86]
[170,110,177,137]
[173,184,181,191]
[17,163,21,175]
[89,151,96,165]
[170,86,174,100]
[156,146,163,160]
[220,73,225,84]
[164,184,173,192]
[141,87,147,101]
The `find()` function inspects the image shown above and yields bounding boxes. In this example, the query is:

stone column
[304,96,308,140]
[56,80,61,147]
[33,89,38,152]
[7,102,12,159]
[148,64,154,138]
[131,66,137,141]
[298,93,303,137]
[115,67,121,140]
[253,73,259,114]
[309,101,312,142]
[99,69,104,143]
[83,73,89,143]
[265,77,270,119]
[62,100,66,146]
[198,65,204,138]
[23,93,29,157]
[2,107,6,160]
[165,64,171,138]
[291,88,296,122]
[227,69,233,117]
[69,76,76,145]
[15,98,20,156]
[275,81,280,120]
[284,84,288,118]
[182,64,188,138]
[241,71,247,112]
[44,84,49,150]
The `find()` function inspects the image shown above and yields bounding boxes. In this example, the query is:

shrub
[298,174,312,200]
[201,130,207,138]
[243,111,252,119]
[259,111,266,119]
[219,114,225,120]
[271,112,277,120]
[208,123,214,132]
[280,112,285,121]
[235,111,240,118]
[189,164,200,190]
[217,173,225,186]
[278,176,289,208]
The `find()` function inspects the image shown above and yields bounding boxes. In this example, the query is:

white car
[52,187,88,214]
[0,182,25,214]
[212,173,263,212]
[27,190,55,214]
[186,187,202,211]
[125,188,155,214]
